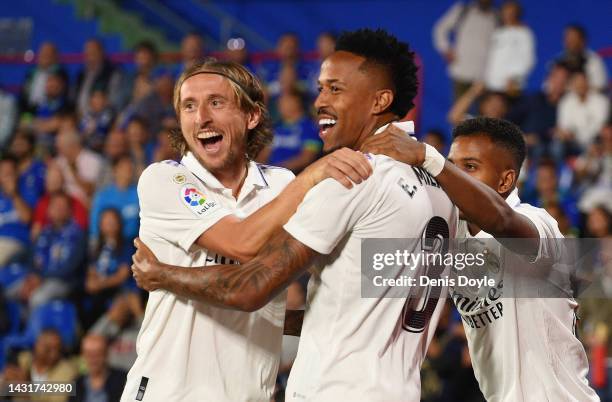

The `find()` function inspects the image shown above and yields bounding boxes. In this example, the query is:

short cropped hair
[335,28,418,117]
[452,117,526,172]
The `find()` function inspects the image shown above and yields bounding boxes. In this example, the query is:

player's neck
[354,114,397,150]
[214,160,249,199]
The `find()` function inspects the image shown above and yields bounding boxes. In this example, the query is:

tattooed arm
[132,231,316,312]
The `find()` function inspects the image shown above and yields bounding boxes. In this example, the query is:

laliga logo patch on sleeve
[180,184,218,216]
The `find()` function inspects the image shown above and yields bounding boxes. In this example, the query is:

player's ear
[246,106,261,130]
[372,89,394,115]
[498,169,516,194]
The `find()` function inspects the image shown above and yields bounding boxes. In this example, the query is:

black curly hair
[452,117,526,172]
[335,28,418,117]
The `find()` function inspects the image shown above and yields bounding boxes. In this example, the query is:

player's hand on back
[132,238,162,291]
[360,124,426,166]
[298,147,372,189]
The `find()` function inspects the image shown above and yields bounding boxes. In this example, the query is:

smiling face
[314,51,382,152]
[448,134,512,192]
[178,73,259,173]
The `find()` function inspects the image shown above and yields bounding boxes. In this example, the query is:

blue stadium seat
[5,301,21,336]
[3,300,78,359]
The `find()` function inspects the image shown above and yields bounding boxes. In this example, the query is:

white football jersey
[283,151,458,402]
[121,153,294,402]
[452,188,599,402]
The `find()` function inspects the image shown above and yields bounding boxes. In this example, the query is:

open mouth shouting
[197,131,224,154]
[318,116,337,139]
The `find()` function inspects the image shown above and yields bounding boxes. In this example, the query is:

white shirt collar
[505,188,521,208]
[180,152,268,193]
[374,120,415,136]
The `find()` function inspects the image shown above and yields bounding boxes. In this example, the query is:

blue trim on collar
[255,163,269,187]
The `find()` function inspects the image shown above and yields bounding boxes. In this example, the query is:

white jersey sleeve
[283,176,375,255]
[138,162,232,252]
[514,203,563,263]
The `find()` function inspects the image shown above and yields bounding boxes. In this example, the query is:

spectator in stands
[545,202,578,237]
[125,118,155,175]
[0,157,31,266]
[510,61,570,157]
[277,32,301,68]
[31,163,88,240]
[19,42,67,116]
[3,329,78,401]
[263,33,312,98]
[54,130,104,207]
[268,59,308,100]
[421,303,484,402]
[421,129,448,154]
[0,87,17,151]
[9,130,46,208]
[555,70,610,159]
[152,128,179,163]
[115,40,159,110]
[448,82,509,125]
[522,159,579,225]
[89,211,144,340]
[72,39,120,115]
[98,129,130,187]
[103,129,129,163]
[577,123,612,214]
[433,0,497,100]
[307,32,337,96]
[317,32,337,61]
[554,24,608,91]
[121,73,175,137]
[177,32,205,75]
[579,205,612,401]
[484,1,535,97]
[584,205,612,238]
[267,65,308,121]
[85,208,134,327]
[54,110,80,141]
[31,71,73,148]
[89,156,139,245]
[79,89,114,152]
[71,333,127,402]
[8,193,85,309]
[265,91,321,173]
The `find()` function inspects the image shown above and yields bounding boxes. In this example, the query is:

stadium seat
[2,300,78,358]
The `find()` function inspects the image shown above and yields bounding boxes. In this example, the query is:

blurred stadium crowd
[0,0,610,401]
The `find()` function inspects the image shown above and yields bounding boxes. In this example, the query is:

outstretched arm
[361,126,539,255]
[196,148,371,262]
[132,231,316,312]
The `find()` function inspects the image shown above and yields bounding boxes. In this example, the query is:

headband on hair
[185,70,255,102]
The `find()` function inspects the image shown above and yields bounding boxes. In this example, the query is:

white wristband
[422,143,446,177]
